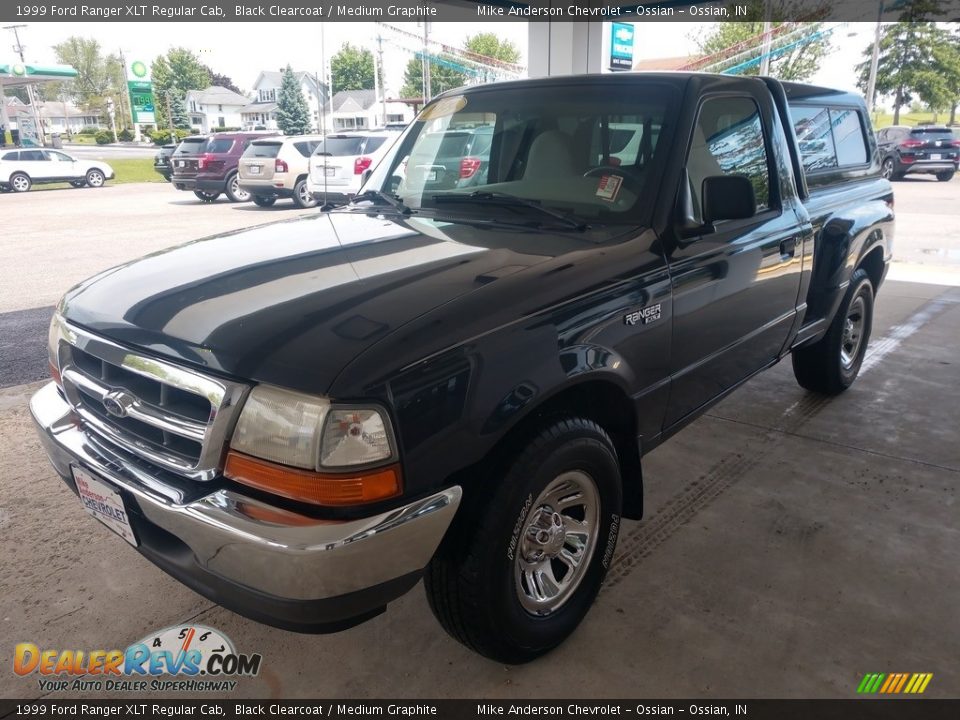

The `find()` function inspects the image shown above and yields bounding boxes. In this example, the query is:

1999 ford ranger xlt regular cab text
[32,73,893,663]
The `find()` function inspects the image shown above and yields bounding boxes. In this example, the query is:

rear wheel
[936,171,955,182]
[252,195,276,207]
[792,268,874,395]
[225,173,250,202]
[85,169,105,188]
[293,178,318,209]
[10,172,31,193]
[425,417,623,663]
[193,190,219,202]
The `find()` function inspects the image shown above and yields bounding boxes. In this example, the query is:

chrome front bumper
[31,381,461,631]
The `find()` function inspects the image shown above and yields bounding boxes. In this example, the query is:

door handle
[780,237,797,257]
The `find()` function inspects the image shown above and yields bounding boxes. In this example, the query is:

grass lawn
[871,111,957,129]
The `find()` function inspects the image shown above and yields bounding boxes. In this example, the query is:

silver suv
[238,135,325,208]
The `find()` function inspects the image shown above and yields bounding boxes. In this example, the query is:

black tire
[292,178,318,209]
[425,417,623,664]
[85,169,106,188]
[224,173,250,203]
[252,195,277,207]
[193,190,219,202]
[70,180,86,188]
[9,172,31,193]
[936,171,955,182]
[792,268,874,395]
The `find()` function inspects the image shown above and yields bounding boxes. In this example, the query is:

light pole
[865,2,885,114]
[4,24,45,146]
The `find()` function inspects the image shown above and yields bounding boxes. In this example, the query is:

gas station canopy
[0,63,78,87]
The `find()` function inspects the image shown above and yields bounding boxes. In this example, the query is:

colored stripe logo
[857,673,933,694]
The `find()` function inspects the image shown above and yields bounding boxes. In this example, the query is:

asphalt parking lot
[0,178,957,699]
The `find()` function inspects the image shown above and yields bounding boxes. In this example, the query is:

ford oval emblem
[102,390,134,418]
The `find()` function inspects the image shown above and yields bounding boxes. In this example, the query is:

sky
[3,21,875,98]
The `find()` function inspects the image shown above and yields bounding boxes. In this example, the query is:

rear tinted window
[1,151,17,161]
[361,137,387,154]
[244,142,282,159]
[314,137,365,156]
[174,139,205,156]
[910,128,955,139]
[790,105,868,171]
[205,138,234,154]
[435,132,471,156]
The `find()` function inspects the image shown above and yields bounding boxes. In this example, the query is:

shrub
[94,130,114,145]
[149,128,194,145]
[117,127,134,142]
[78,126,100,135]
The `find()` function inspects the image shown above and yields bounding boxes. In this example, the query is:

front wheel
[936,171,955,182]
[792,268,874,395]
[85,169,105,188]
[425,417,623,663]
[9,172,31,193]
[193,190,220,203]
[225,173,250,202]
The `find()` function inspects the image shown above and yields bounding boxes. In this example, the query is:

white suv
[306,132,395,202]
[238,135,326,209]
[0,148,114,193]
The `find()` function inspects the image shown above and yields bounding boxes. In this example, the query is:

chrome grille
[53,317,248,480]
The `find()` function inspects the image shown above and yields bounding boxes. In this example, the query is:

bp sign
[609,22,635,72]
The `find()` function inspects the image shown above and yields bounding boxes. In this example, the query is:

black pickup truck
[32,73,893,663]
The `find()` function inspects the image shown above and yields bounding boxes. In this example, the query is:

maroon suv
[171,132,278,202]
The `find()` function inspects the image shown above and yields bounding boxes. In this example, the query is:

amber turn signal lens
[224,451,402,507]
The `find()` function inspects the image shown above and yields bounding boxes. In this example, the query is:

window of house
[218,117,225,128]
[258,89,275,103]
[687,96,771,220]
[218,105,223,112]
[387,114,404,123]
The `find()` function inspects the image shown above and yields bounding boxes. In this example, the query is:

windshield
[365,83,675,223]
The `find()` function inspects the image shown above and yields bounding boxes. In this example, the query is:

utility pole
[421,22,431,103]
[165,91,174,139]
[313,71,324,133]
[118,47,139,141]
[377,35,387,126]
[4,24,45,146]
[866,1,885,115]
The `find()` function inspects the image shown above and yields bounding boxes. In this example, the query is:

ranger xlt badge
[625,304,662,326]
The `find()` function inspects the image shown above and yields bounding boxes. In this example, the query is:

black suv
[877,125,958,181]
[153,143,178,182]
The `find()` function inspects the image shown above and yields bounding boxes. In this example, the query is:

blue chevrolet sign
[610,22,635,71]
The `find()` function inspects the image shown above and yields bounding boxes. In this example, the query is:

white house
[3,97,102,135]
[242,70,328,131]
[329,89,414,131]
[185,86,250,133]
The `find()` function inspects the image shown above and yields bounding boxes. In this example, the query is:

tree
[399,56,467,98]
[463,32,521,64]
[53,37,125,121]
[855,1,949,124]
[275,65,311,134]
[168,89,191,130]
[693,2,832,81]
[331,44,375,92]
[151,48,210,128]
[201,65,243,95]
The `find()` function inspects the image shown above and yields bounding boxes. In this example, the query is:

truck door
[664,92,803,428]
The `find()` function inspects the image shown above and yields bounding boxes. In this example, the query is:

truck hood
[60,210,598,395]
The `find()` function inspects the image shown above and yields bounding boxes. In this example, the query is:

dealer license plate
[324,166,336,177]
[249,165,261,175]
[931,153,942,160]
[73,467,137,547]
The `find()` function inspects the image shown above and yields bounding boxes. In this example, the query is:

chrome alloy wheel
[514,470,600,616]
[881,158,894,180]
[230,175,250,201]
[841,294,866,368]
[11,174,30,192]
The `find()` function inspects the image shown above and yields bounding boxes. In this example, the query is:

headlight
[226,385,401,506]
[230,386,397,470]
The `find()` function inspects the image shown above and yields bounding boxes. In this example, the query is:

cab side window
[687,97,771,222]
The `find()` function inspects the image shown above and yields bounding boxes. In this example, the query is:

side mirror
[702,175,756,224]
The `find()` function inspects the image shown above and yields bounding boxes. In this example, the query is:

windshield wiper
[431,191,587,230]
[350,189,412,215]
